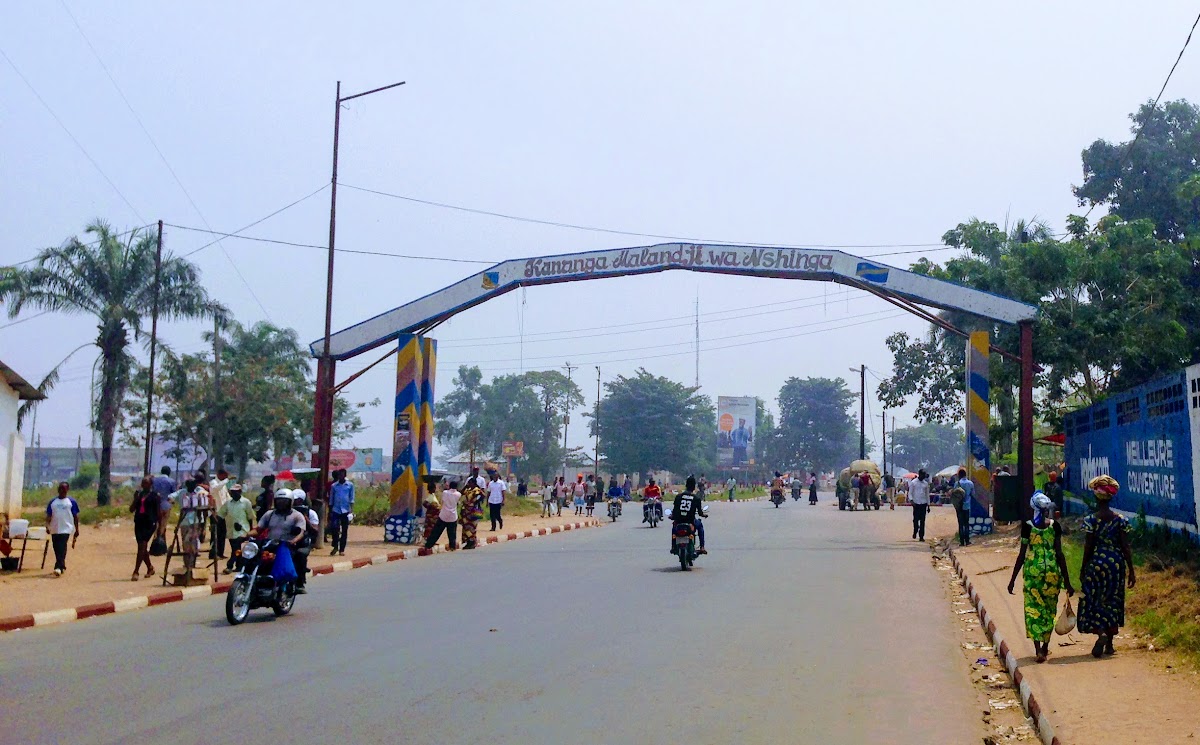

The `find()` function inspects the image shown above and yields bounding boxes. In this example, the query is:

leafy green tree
[773,377,858,473]
[1,221,225,503]
[1075,99,1200,240]
[889,422,964,471]
[591,369,713,477]
[435,365,583,479]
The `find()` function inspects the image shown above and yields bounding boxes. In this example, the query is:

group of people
[1007,474,1135,663]
[539,474,629,518]
[422,467,510,551]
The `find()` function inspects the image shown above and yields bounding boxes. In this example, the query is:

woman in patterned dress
[420,483,441,545]
[1008,493,1074,662]
[1078,475,1136,658]
[458,479,485,549]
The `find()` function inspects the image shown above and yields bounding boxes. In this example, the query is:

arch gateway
[308,242,1038,543]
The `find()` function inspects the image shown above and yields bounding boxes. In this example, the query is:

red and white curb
[947,547,1062,745]
[0,519,603,634]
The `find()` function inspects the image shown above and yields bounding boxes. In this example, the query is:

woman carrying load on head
[1008,492,1074,663]
[1078,475,1136,658]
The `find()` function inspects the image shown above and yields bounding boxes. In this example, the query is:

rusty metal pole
[859,364,866,460]
[143,220,164,476]
[1018,320,1035,516]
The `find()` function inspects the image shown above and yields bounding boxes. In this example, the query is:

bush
[69,463,100,490]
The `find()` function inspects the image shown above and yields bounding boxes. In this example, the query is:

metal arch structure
[311,243,1035,360]
[309,242,1040,542]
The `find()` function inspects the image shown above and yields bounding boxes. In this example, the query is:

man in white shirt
[425,481,461,550]
[487,472,508,531]
[541,481,555,518]
[726,476,736,502]
[209,469,231,559]
[908,469,931,541]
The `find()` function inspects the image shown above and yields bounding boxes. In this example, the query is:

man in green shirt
[217,483,256,574]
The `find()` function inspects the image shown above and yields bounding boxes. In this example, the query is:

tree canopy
[592,369,713,478]
[772,376,859,473]
[888,422,964,471]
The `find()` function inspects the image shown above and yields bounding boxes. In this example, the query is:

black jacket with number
[672,491,703,524]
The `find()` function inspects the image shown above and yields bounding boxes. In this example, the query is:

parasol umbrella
[935,464,964,478]
[903,472,918,479]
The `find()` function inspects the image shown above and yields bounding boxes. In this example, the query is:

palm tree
[1,220,225,504]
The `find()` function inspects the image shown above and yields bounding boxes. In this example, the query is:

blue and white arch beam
[310,243,1038,360]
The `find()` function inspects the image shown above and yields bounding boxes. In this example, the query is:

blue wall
[1063,369,1196,529]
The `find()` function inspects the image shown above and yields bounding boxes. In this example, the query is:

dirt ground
[940,519,1200,744]
[0,509,597,619]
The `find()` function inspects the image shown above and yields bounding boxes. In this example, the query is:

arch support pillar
[384,335,437,543]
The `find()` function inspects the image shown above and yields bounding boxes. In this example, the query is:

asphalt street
[3,496,980,744]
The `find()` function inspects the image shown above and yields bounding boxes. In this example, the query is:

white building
[0,360,44,518]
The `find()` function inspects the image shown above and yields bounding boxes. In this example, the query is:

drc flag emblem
[855,263,889,283]
[481,271,500,289]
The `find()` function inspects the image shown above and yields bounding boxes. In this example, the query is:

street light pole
[594,366,601,482]
[313,79,405,548]
[850,365,865,459]
[561,362,576,481]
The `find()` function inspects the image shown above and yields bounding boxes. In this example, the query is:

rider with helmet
[257,488,308,545]
[289,489,319,593]
[670,476,708,558]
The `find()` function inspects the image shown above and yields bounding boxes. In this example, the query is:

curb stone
[947,547,1062,745]
[0,519,603,633]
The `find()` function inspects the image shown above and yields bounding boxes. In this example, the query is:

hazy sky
[4,2,1197,464]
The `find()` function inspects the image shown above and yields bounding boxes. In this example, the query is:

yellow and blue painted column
[385,334,436,543]
[966,331,994,534]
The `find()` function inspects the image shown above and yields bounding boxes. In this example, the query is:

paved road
[3,497,979,744]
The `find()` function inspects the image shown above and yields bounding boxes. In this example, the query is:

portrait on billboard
[717,396,755,468]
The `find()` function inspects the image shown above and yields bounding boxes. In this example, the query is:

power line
[340,182,957,254]
[167,222,494,265]
[448,311,911,373]
[0,44,145,223]
[180,184,329,258]
[441,306,902,366]
[54,3,270,318]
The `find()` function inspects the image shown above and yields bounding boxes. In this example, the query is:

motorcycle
[225,535,299,625]
[608,499,622,522]
[770,490,785,508]
[672,522,696,571]
[643,498,663,528]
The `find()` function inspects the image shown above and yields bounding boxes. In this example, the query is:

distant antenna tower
[694,292,700,388]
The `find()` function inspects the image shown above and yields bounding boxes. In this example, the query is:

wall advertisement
[717,396,756,469]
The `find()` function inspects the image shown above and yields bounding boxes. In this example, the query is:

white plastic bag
[1055,598,1077,635]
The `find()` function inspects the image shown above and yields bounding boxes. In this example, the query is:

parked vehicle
[225,537,299,625]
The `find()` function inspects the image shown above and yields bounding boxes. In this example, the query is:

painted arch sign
[312,242,1036,361]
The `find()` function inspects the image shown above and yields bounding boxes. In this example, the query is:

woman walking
[1078,475,1136,658]
[459,478,485,549]
[421,484,441,545]
[573,476,586,516]
[808,472,818,504]
[130,476,160,580]
[1008,493,1074,662]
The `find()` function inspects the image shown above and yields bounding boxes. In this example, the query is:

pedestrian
[487,471,507,531]
[208,468,231,560]
[1008,492,1074,663]
[152,466,176,541]
[726,476,736,502]
[585,477,597,517]
[516,479,528,498]
[255,474,276,521]
[328,469,355,556]
[216,483,255,575]
[908,469,931,541]
[1043,471,1064,516]
[957,468,975,543]
[541,480,555,518]
[1078,475,1136,659]
[45,481,80,577]
[425,480,461,550]
[130,475,160,581]
[573,475,586,516]
[459,477,485,549]
[808,472,818,504]
[622,476,632,501]
[698,474,708,500]
[421,483,442,545]
[555,476,567,516]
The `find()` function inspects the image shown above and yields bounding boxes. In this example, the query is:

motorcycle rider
[290,489,319,594]
[643,478,663,523]
[790,473,803,501]
[255,488,308,552]
[670,476,707,564]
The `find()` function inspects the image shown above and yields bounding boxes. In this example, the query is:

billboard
[717,396,756,468]
[501,441,524,458]
[328,448,385,473]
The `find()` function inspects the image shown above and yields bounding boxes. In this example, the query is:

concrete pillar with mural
[384,335,436,543]
[966,331,994,534]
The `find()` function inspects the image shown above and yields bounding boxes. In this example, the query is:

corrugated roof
[0,359,46,400]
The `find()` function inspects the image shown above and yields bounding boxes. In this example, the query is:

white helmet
[291,488,308,507]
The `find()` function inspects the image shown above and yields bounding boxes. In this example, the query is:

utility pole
[890,413,895,469]
[881,409,887,474]
[594,366,601,481]
[312,79,405,548]
[850,365,865,459]
[210,317,223,472]
[143,220,163,476]
[694,293,700,388]
[561,362,576,481]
